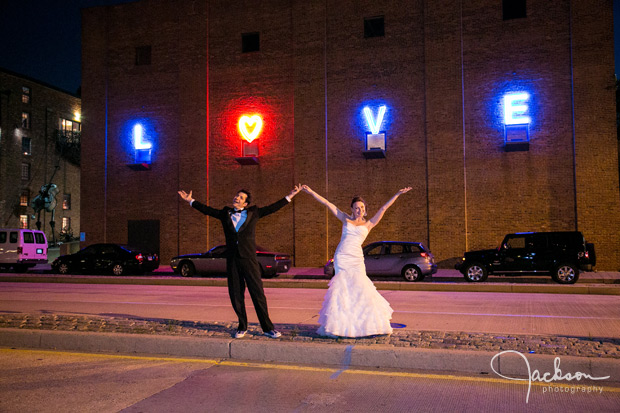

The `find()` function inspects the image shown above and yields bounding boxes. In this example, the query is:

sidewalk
[1,311,619,380]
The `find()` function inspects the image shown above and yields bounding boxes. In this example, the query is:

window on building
[503,0,526,20]
[364,16,385,38]
[22,112,31,129]
[241,32,260,53]
[22,86,31,104]
[22,137,31,155]
[20,190,29,206]
[20,215,29,229]
[135,45,152,65]
[21,163,30,180]
[62,217,71,231]
[63,194,71,210]
[60,118,81,134]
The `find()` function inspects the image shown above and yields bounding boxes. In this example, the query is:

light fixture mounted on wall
[503,92,530,152]
[235,114,262,165]
[127,123,152,170]
[362,105,387,159]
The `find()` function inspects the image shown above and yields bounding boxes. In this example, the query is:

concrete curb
[1,328,618,381]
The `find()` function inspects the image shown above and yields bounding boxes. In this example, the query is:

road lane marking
[2,348,619,392]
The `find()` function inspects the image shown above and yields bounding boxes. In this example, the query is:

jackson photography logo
[490,350,610,404]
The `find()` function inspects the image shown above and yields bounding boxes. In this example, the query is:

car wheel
[464,263,488,282]
[402,265,424,282]
[259,266,274,279]
[111,263,124,276]
[553,263,579,284]
[57,263,70,275]
[179,261,195,277]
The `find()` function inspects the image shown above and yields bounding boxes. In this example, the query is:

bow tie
[230,209,244,214]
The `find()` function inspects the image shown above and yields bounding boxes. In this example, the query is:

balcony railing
[54,130,81,166]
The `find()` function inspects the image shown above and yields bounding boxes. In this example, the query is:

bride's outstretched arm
[302,185,347,222]
[368,187,412,228]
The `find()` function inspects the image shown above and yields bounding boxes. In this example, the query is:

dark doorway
[128,220,160,254]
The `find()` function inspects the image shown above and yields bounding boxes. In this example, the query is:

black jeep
[455,232,595,284]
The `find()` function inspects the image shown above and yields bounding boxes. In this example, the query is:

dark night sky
[0,0,136,94]
[0,0,619,94]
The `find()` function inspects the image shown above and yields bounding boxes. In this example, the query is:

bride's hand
[398,187,412,195]
[302,185,313,193]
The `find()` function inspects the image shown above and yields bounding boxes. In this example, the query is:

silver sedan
[170,245,292,278]
[324,241,437,282]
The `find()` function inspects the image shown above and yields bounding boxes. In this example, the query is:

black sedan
[51,243,160,275]
[324,241,437,282]
[170,245,292,278]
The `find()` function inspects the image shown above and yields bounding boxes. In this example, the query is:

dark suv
[455,232,595,284]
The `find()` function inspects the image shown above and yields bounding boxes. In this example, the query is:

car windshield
[209,245,227,254]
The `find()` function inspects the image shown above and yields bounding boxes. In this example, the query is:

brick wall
[81,0,620,270]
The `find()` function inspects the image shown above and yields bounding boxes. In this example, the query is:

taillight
[275,255,288,260]
[135,253,144,263]
[17,247,23,254]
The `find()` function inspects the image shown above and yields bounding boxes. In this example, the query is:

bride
[301,185,412,338]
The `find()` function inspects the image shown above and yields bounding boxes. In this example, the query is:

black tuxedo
[191,197,290,331]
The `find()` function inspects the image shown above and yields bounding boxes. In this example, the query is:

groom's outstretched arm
[178,190,221,218]
[257,184,302,218]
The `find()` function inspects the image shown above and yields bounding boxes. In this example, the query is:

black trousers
[227,257,274,332]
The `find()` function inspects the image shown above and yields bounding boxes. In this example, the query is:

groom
[178,185,301,338]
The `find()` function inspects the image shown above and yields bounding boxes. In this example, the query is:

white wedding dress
[317,221,394,337]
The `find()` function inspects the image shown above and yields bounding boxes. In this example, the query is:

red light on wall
[236,114,262,164]
[238,115,263,143]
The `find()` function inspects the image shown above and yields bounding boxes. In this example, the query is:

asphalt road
[1,348,618,413]
[1,282,619,338]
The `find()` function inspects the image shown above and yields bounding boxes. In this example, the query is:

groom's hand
[178,190,194,203]
[288,184,302,199]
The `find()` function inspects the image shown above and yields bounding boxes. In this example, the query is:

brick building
[0,68,81,244]
[81,0,620,270]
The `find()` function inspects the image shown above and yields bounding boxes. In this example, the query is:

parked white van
[0,228,48,272]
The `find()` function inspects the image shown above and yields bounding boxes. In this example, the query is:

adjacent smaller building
[0,68,81,245]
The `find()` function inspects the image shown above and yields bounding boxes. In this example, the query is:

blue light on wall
[125,119,156,170]
[133,123,152,163]
[503,92,530,125]
[360,103,389,157]
[502,91,531,151]
[363,105,387,135]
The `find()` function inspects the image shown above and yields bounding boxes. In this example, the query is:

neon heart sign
[238,115,263,143]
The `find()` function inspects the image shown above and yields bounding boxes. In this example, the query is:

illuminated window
[22,137,31,155]
[62,217,71,231]
[60,118,81,134]
[242,32,260,53]
[22,112,30,129]
[21,163,30,180]
[364,16,384,38]
[135,45,152,65]
[503,0,526,20]
[20,190,29,206]
[63,194,71,210]
[22,86,31,104]
[20,215,29,229]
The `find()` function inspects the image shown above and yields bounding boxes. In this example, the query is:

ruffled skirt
[317,252,393,338]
